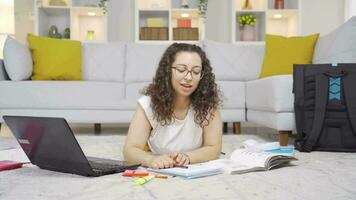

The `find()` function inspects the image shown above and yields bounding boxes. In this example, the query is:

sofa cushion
[260,34,319,78]
[203,40,264,81]
[82,42,125,82]
[3,36,32,81]
[246,75,293,112]
[27,34,82,80]
[0,81,125,110]
[125,43,170,83]
[217,81,245,109]
[126,82,150,100]
[313,16,356,63]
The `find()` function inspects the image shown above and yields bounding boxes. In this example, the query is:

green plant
[239,14,256,26]
[98,0,110,14]
[199,0,208,19]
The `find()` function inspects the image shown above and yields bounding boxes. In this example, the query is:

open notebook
[148,148,297,178]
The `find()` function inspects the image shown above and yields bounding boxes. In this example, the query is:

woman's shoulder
[138,95,151,107]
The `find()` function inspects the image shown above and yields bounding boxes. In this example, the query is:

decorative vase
[180,0,189,8]
[48,25,62,38]
[86,30,95,40]
[240,25,256,41]
[242,0,252,10]
[274,0,285,9]
[63,28,70,39]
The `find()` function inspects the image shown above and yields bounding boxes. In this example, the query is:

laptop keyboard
[89,161,122,171]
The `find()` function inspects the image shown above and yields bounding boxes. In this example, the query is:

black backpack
[293,63,356,152]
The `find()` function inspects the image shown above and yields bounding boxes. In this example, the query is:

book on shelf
[140,27,168,40]
[147,148,297,178]
[173,27,199,40]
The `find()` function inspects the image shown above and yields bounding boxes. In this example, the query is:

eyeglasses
[172,64,204,80]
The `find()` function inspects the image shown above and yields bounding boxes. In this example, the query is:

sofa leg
[94,123,101,135]
[223,122,228,133]
[279,131,290,146]
[233,122,241,134]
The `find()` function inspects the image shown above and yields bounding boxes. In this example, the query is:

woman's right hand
[145,155,175,169]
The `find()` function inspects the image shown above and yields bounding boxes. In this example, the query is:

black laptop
[3,115,140,177]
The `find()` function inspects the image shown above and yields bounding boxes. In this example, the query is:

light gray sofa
[1,17,355,145]
[0,41,250,136]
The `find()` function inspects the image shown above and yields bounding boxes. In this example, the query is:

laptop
[3,115,140,177]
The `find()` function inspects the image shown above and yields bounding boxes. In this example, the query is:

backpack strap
[302,74,329,152]
[341,69,356,135]
[293,65,306,149]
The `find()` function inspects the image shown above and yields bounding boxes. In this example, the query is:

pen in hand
[173,164,188,169]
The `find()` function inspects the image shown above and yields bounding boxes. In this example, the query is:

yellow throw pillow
[260,34,319,78]
[27,34,82,80]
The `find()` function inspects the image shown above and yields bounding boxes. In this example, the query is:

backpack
[293,63,356,152]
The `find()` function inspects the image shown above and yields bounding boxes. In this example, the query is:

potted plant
[239,14,257,41]
[198,0,208,19]
[99,0,110,14]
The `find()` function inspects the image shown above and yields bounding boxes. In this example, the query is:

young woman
[123,43,222,169]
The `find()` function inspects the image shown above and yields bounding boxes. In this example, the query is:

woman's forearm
[185,145,221,164]
[123,146,154,167]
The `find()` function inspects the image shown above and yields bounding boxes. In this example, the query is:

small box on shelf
[147,18,164,27]
[177,19,192,27]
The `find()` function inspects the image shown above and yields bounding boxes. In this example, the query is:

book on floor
[210,148,297,174]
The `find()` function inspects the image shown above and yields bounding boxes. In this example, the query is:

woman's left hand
[170,152,190,166]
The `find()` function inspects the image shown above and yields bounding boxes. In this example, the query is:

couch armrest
[0,59,10,80]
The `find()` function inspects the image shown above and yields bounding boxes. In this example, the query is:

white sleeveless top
[138,96,203,155]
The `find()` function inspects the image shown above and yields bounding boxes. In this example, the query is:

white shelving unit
[135,0,205,43]
[34,0,108,43]
[232,0,300,43]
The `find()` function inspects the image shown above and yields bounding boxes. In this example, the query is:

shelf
[72,0,99,7]
[137,0,170,10]
[71,7,107,42]
[37,7,70,37]
[267,9,298,18]
[35,0,108,42]
[71,7,105,17]
[232,0,300,43]
[135,0,204,42]
[268,0,299,9]
[39,0,71,7]
[171,0,199,9]
[235,0,267,11]
[171,10,200,19]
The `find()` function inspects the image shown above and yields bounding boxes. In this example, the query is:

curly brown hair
[143,43,221,127]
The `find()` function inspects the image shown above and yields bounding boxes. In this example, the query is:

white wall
[107,0,135,42]
[14,0,34,43]
[300,0,345,36]
[10,0,347,43]
[344,0,356,21]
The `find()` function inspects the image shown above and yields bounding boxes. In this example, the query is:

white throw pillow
[313,16,356,63]
[3,36,33,81]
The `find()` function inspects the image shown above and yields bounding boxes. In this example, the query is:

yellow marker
[133,175,155,186]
